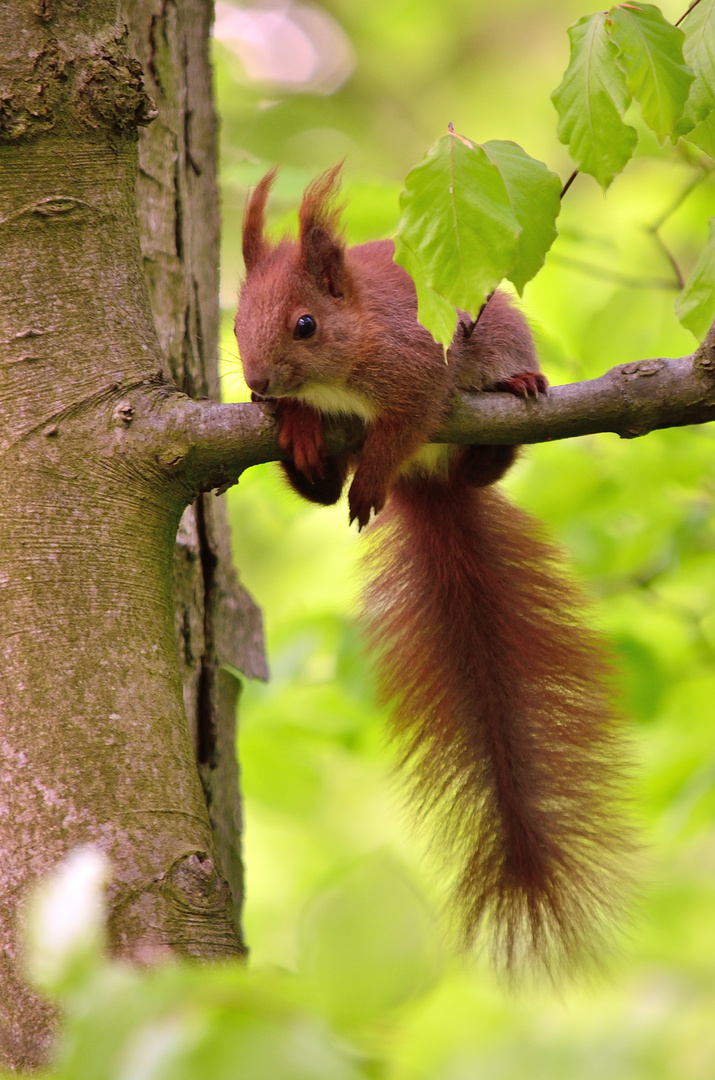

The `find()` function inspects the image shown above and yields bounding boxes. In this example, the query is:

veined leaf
[552,12,638,188]
[393,236,458,349]
[482,140,562,294]
[394,131,521,344]
[679,0,715,156]
[675,218,715,339]
[608,3,694,142]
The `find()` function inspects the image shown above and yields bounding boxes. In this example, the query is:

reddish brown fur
[242,167,277,273]
[235,167,632,973]
[362,473,629,972]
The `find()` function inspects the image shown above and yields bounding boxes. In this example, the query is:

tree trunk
[0,0,264,1067]
[124,0,266,941]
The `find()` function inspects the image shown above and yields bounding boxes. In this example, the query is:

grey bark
[0,0,264,1068]
[123,0,266,941]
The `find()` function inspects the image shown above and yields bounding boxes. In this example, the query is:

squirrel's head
[235,165,355,398]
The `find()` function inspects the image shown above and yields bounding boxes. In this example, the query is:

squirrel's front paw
[276,399,326,481]
[348,472,387,530]
[493,371,548,398]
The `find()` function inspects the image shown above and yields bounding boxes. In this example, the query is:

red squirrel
[235,166,631,973]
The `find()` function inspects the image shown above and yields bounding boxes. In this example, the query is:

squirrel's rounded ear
[302,225,346,298]
[243,168,278,272]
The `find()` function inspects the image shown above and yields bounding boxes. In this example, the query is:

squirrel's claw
[276,399,327,481]
[493,371,548,398]
[348,473,387,530]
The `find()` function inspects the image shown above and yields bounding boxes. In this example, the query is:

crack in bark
[194,494,218,767]
[181,33,202,176]
[173,142,184,262]
[192,276,209,396]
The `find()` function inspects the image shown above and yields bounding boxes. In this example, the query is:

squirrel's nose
[247,375,270,396]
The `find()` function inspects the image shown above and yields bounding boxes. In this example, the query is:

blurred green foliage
[216,0,715,1076]
[30,1,715,1077]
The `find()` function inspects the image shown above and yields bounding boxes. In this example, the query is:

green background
[217,0,715,1076]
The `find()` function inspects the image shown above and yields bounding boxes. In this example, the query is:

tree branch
[166,332,715,495]
[445,349,715,446]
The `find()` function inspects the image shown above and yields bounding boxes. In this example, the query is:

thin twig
[548,252,680,290]
[560,169,579,198]
[462,291,495,338]
[676,0,702,27]
[644,170,712,291]
[649,170,709,233]
[650,230,686,289]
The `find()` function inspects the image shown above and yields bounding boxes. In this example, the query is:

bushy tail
[361,472,632,974]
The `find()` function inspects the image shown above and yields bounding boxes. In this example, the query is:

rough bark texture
[442,343,715,445]
[123,0,266,939]
[0,0,263,1067]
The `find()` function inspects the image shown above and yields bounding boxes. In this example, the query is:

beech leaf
[393,236,458,349]
[678,0,715,156]
[552,12,638,188]
[482,140,562,294]
[675,218,715,339]
[608,3,694,142]
[394,131,521,345]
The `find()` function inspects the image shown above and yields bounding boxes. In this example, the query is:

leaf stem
[650,231,685,289]
[645,169,712,290]
[676,0,703,27]
[560,169,579,198]
[461,291,495,338]
[648,169,709,232]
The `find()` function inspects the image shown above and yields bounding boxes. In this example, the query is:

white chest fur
[296,382,377,421]
[296,382,454,479]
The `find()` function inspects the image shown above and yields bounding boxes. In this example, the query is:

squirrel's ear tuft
[299,164,347,298]
[243,168,278,272]
[302,225,346,298]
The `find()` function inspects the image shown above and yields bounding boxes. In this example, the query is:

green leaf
[675,218,715,338]
[300,854,440,1026]
[482,140,562,294]
[393,235,458,349]
[679,0,715,156]
[607,3,694,142]
[394,131,521,343]
[552,12,638,188]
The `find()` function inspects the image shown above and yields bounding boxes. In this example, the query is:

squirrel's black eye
[294,314,317,340]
